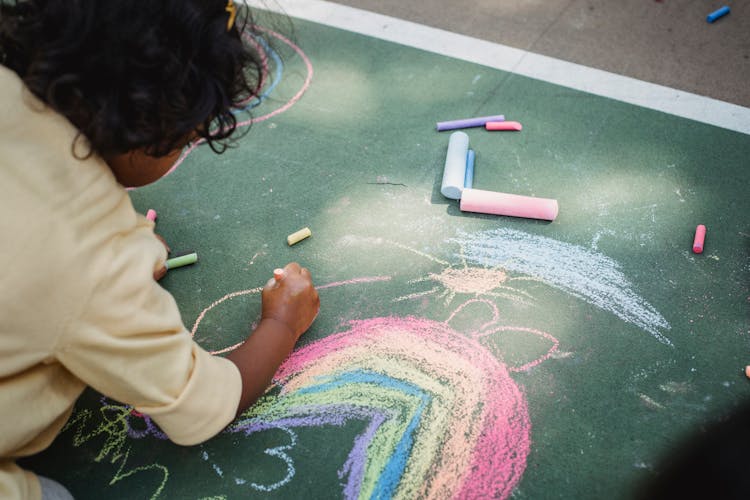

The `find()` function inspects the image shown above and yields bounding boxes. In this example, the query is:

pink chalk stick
[692,224,706,253]
[146,209,157,222]
[486,121,522,131]
[460,188,558,221]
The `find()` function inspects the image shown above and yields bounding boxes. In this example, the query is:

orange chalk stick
[486,121,522,131]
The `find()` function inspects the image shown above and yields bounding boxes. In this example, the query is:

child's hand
[261,263,320,341]
[227,263,321,413]
[153,233,170,281]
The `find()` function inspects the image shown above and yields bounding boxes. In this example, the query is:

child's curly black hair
[0,0,263,158]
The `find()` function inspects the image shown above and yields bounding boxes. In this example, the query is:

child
[0,1,320,498]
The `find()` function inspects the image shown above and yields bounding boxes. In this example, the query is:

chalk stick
[707,6,729,23]
[486,121,522,131]
[460,188,559,221]
[745,365,750,379]
[440,132,470,200]
[273,268,285,281]
[165,252,198,270]
[287,227,312,246]
[692,224,706,253]
[436,114,505,132]
[146,209,157,222]
[464,149,475,189]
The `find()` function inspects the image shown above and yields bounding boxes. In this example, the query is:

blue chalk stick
[707,5,730,23]
[464,149,475,189]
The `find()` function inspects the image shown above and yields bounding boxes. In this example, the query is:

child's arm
[226,262,319,415]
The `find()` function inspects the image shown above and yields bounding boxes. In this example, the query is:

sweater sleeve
[57,210,242,446]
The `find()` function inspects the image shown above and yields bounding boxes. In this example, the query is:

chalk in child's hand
[165,252,198,270]
[287,227,312,246]
[146,209,157,222]
[486,121,522,131]
[692,225,706,254]
[273,268,285,281]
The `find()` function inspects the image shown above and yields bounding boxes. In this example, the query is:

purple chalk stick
[436,114,505,131]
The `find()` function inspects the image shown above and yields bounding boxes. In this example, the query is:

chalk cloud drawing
[451,228,672,345]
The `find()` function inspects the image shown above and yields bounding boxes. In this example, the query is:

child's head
[0,0,262,158]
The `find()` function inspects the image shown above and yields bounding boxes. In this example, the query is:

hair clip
[225,0,237,31]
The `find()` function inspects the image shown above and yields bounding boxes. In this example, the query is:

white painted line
[243,0,750,135]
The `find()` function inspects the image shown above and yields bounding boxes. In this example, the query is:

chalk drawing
[190,276,393,355]
[61,269,558,498]
[186,275,558,499]
[56,225,670,498]
[451,228,672,345]
[339,236,539,306]
[163,25,314,178]
[61,399,169,499]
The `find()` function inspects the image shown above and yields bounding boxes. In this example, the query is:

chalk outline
[163,25,314,178]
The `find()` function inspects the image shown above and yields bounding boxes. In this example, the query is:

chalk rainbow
[231,315,531,499]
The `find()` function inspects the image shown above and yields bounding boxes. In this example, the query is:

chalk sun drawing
[451,228,672,345]
[339,235,539,306]
[190,281,559,499]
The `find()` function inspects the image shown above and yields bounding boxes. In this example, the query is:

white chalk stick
[440,132,470,200]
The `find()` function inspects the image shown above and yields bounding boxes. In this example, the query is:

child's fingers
[153,266,167,281]
[283,262,302,274]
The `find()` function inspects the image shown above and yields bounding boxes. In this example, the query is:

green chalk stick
[165,252,198,270]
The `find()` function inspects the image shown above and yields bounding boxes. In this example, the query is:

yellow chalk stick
[287,227,312,246]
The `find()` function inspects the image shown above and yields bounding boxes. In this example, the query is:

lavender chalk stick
[436,114,505,131]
